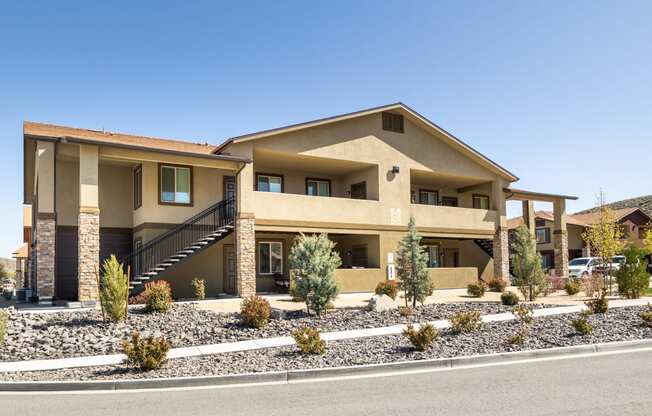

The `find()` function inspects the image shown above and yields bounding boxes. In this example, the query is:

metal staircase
[474,237,515,279]
[123,197,235,288]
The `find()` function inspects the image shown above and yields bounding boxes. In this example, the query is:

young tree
[581,192,625,295]
[99,255,129,322]
[644,227,652,255]
[396,217,431,307]
[289,233,341,315]
[615,244,650,299]
[512,224,547,301]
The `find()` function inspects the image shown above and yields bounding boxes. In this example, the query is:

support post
[78,144,100,304]
[553,198,569,278]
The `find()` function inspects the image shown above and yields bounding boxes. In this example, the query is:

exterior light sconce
[392,166,400,174]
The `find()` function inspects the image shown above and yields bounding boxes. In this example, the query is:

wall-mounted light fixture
[392,166,400,174]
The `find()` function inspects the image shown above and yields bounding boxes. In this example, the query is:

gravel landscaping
[1,306,650,382]
[0,302,555,362]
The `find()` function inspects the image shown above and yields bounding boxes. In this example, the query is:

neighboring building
[508,207,651,271]
[22,103,576,304]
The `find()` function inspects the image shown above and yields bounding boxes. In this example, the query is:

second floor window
[536,227,551,244]
[419,190,438,205]
[472,194,490,210]
[257,174,283,193]
[160,164,191,205]
[306,178,330,197]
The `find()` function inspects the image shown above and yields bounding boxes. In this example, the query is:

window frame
[133,164,142,210]
[441,196,458,207]
[158,163,193,206]
[419,189,439,206]
[305,177,331,197]
[423,243,441,268]
[255,172,284,193]
[472,194,490,210]
[381,111,404,133]
[258,241,283,275]
[535,227,551,244]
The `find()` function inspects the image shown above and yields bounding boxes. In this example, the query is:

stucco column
[553,198,569,278]
[235,213,256,297]
[78,144,100,304]
[491,180,510,280]
[522,200,535,237]
[35,141,56,303]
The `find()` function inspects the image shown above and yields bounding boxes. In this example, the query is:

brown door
[443,248,459,268]
[224,244,237,294]
[350,181,367,199]
[223,176,236,200]
[55,226,78,301]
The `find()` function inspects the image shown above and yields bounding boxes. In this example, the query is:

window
[350,181,367,199]
[535,227,551,244]
[306,178,331,197]
[472,194,490,210]
[441,196,458,207]
[159,164,192,205]
[535,219,546,227]
[424,244,440,268]
[351,245,368,268]
[382,112,404,133]
[133,165,142,210]
[257,174,283,193]
[541,253,554,269]
[419,190,438,205]
[259,242,283,275]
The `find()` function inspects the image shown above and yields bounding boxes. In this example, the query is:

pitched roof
[507,207,651,230]
[12,243,28,258]
[23,121,239,158]
[215,102,519,182]
[571,207,647,225]
[574,195,652,218]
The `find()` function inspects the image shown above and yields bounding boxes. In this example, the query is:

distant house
[508,207,651,270]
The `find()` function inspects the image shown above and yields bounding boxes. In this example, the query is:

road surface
[2,349,651,415]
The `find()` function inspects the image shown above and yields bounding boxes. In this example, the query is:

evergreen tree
[615,244,650,299]
[396,217,431,307]
[289,233,341,315]
[512,224,547,301]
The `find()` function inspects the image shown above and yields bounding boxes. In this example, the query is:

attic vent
[382,112,404,133]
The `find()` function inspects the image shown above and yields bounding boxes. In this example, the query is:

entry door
[223,176,236,200]
[443,248,459,268]
[224,244,237,294]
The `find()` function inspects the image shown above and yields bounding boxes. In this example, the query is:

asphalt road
[2,349,651,416]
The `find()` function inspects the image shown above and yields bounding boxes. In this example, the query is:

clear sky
[1,1,651,257]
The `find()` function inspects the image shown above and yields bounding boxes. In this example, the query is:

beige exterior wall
[535,220,585,252]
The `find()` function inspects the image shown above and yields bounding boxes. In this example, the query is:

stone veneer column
[78,208,100,304]
[554,230,569,278]
[236,214,256,297]
[35,216,56,302]
[493,227,510,280]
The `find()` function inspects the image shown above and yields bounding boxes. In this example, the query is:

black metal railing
[123,197,235,280]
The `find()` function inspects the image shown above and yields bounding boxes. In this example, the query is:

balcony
[409,204,498,235]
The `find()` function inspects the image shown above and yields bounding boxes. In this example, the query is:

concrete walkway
[1,298,649,374]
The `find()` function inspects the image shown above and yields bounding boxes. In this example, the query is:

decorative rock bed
[1,302,559,362]
[1,306,650,382]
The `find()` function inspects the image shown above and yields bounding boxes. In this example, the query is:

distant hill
[575,195,652,218]
[0,258,15,275]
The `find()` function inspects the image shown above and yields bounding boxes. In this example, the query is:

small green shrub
[513,305,533,325]
[467,282,486,298]
[122,331,171,371]
[450,310,482,333]
[487,278,507,292]
[564,278,581,296]
[398,306,413,317]
[403,323,438,351]
[639,303,652,327]
[501,291,520,306]
[143,280,172,313]
[375,280,398,300]
[508,326,529,345]
[585,289,608,314]
[99,255,129,322]
[240,296,271,328]
[292,326,325,354]
[571,317,593,335]
[615,245,650,299]
[0,310,8,345]
[191,278,205,300]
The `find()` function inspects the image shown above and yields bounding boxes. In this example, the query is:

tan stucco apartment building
[22,103,577,304]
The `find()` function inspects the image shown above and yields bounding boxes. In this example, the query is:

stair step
[151,267,166,272]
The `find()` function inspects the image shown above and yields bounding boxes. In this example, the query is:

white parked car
[568,256,625,279]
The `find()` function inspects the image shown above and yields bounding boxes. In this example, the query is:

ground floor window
[541,252,554,270]
[259,241,283,274]
[423,244,440,268]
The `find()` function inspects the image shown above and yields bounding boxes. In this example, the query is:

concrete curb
[1,339,650,392]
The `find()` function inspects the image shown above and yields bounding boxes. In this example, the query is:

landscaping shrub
[487,278,507,292]
[615,245,650,299]
[508,326,529,345]
[396,217,432,307]
[399,306,413,317]
[466,282,486,298]
[99,255,129,322]
[292,326,325,354]
[403,323,438,351]
[581,273,603,298]
[143,280,172,313]
[547,274,566,291]
[191,278,205,300]
[585,289,608,314]
[0,310,7,345]
[501,291,519,306]
[289,233,341,315]
[512,224,548,300]
[571,316,593,335]
[240,295,271,328]
[564,278,581,296]
[639,303,652,327]
[450,310,482,334]
[513,305,533,325]
[122,331,171,371]
[375,280,398,300]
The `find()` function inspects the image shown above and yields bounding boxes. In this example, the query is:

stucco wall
[535,220,585,251]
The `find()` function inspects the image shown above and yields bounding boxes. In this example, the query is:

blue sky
[1,1,650,257]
